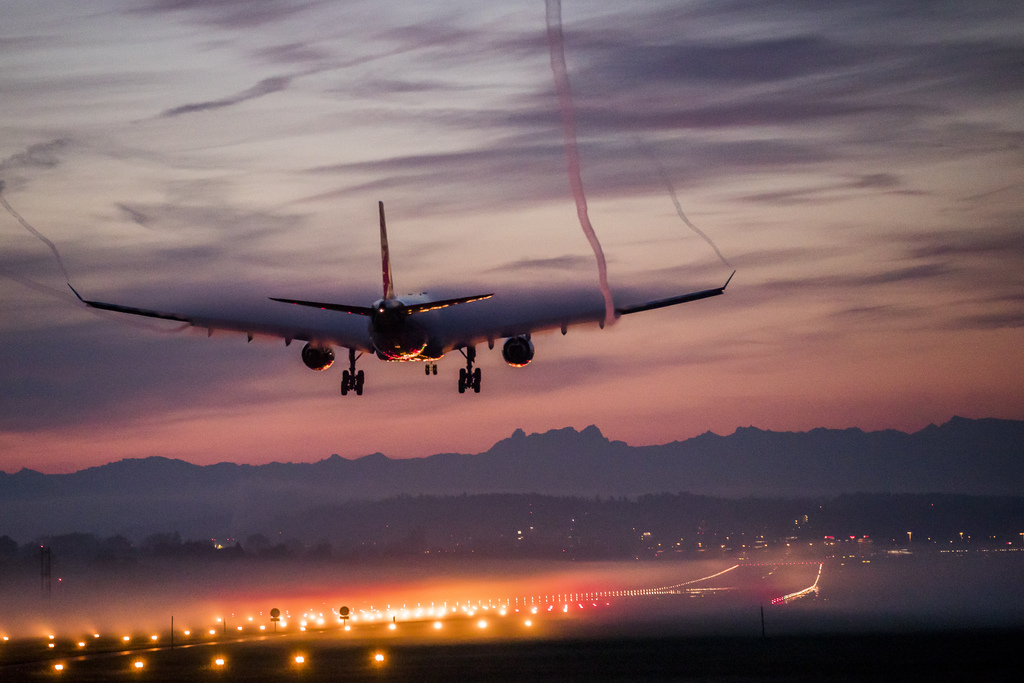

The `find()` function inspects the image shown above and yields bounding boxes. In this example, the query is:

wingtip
[723,270,736,289]
[67,283,84,302]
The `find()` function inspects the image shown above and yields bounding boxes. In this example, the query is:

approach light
[151,635,158,641]
[388,623,396,631]
[433,621,442,630]
[78,642,85,647]
[123,636,130,642]
[344,625,351,631]
[133,661,144,669]
[214,658,225,667]
[48,643,55,648]
[477,619,487,629]
[209,630,217,635]
[374,653,385,663]
[48,635,55,640]
[294,655,305,664]
[237,626,243,631]
[93,634,99,638]
[54,664,64,671]
[260,625,266,631]
[525,619,533,627]
[183,630,190,636]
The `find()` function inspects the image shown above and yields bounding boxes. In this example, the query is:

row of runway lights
[0,591,634,645]
[51,652,386,673]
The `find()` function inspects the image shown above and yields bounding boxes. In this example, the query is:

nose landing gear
[457,346,481,394]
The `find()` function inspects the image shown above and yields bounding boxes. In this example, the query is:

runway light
[209,630,217,636]
[48,643,55,648]
[183,630,190,636]
[214,658,225,667]
[93,634,100,638]
[151,635,158,641]
[54,664,64,671]
[49,635,55,640]
[344,625,351,631]
[133,661,144,669]
[433,621,442,630]
[294,655,305,664]
[123,636,130,642]
[78,642,85,647]
[525,620,532,627]
[259,625,266,631]
[237,626,243,631]
[374,653,385,663]
[477,619,487,629]
[388,623,396,631]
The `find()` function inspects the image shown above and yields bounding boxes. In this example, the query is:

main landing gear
[341,348,364,396]
[424,362,438,376]
[457,346,481,394]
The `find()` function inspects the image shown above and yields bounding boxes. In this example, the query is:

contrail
[636,140,732,268]
[0,179,71,282]
[545,0,615,327]
[0,180,187,333]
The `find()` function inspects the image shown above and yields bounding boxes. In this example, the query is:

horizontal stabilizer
[403,293,493,314]
[616,271,734,316]
[268,297,376,316]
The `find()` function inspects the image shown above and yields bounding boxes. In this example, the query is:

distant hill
[1,416,1021,539]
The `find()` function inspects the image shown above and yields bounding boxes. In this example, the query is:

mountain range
[1,416,1021,540]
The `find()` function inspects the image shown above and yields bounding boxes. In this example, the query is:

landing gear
[457,346,481,394]
[341,348,364,396]
[424,362,438,376]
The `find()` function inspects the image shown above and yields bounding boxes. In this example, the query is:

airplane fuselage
[369,297,441,361]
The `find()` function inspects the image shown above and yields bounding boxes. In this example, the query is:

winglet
[68,283,85,302]
[379,201,395,300]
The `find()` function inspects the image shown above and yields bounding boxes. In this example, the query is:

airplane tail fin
[379,201,395,300]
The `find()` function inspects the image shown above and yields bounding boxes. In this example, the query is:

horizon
[2,414,1016,476]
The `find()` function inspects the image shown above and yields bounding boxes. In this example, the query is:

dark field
[2,626,1022,681]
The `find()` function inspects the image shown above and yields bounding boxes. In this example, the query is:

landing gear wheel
[432,363,438,376]
[457,346,481,394]
[340,349,365,396]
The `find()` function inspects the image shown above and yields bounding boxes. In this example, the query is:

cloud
[160,75,294,118]
[139,0,318,30]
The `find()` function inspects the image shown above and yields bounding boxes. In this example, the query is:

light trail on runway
[770,563,823,605]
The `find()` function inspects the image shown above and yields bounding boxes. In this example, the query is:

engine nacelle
[301,343,336,371]
[502,336,534,367]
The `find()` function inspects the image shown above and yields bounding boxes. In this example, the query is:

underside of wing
[69,285,375,352]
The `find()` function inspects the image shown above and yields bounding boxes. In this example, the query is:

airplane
[69,201,733,395]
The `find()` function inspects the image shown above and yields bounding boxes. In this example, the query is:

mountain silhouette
[1,417,1021,539]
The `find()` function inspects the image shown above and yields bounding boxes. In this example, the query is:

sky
[1,0,1022,473]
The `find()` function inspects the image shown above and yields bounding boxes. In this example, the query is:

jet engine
[502,336,534,367]
[301,343,336,371]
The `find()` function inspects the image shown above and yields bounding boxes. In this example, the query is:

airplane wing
[68,285,376,352]
[425,272,735,352]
